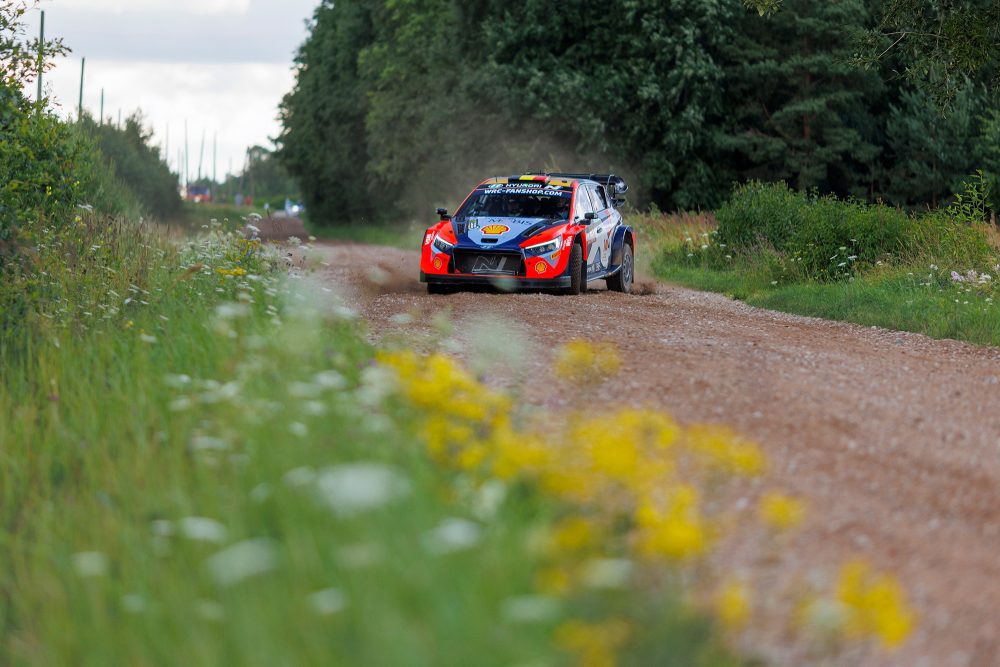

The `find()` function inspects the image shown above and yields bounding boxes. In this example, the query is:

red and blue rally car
[419,173,634,295]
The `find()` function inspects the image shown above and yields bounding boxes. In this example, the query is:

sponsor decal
[433,257,443,270]
[467,219,479,230]
[563,237,573,248]
[479,183,572,198]
[424,232,434,245]
[481,224,510,235]
[534,260,547,274]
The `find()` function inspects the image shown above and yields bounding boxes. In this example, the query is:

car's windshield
[457,192,571,220]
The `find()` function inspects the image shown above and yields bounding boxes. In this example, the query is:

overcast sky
[23,0,320,183]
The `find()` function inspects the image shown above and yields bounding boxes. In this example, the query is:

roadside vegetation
[1,4,920,664]
[646,176,1000,346]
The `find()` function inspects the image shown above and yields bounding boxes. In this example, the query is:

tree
[883,80,984,208]
[744,0,1000,107]
[976,107,1000,218]
[278,0,376,223]
[717,0,882,198]
[481,0,736,210]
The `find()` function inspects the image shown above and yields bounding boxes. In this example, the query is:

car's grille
[453,250,523,276]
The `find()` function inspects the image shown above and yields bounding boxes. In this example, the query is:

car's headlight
[433,235,454,253]
[524,238,560,256]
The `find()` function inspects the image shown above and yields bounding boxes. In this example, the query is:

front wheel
[607,243,633,294]
[561,242,584,295]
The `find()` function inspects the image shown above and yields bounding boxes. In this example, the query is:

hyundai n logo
[471,255,515,274]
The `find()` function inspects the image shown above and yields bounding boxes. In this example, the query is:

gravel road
[308,240,1000,667]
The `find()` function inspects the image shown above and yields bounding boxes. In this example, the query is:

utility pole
[36,10,44,102]
[99,89,104,126]
[197,129,205,182]
[78,57,85,120]
[212,132,219,188]
[183,118,189,188]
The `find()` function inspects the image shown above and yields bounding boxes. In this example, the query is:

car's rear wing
[528,173,629,207]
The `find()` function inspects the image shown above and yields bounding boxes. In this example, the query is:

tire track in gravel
[306,240,1000,667]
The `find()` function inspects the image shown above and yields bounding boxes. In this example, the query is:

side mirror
[584,212,598,222]
[436,207,450,220]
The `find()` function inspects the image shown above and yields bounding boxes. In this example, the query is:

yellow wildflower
[553,339,621,383]
[758,492,806,531]
[836,560,915,649]
[536,565,573,597]
[555,618,630,667]
[684,424,765,475]
[550,516,600,553]
[635,486,707,560]
[715,579,751,630]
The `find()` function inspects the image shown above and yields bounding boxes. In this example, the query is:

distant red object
[186,185,212,203]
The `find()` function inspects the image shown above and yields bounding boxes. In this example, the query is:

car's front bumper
[420,271,571,289]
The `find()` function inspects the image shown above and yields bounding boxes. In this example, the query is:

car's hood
[452,216,561,249]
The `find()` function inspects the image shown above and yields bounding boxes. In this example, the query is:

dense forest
[278,0,1000,224]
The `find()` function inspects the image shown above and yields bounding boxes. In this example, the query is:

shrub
[715,181,805,251]
[785,195,915,279]
[714,181,981,280]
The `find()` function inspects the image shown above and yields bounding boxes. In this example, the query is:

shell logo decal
[433,257,443,270]
[481,224,509,235]
[534,261,547,274]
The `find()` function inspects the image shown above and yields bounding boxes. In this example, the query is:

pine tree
[717,0,882,198]
[883,82,984,208]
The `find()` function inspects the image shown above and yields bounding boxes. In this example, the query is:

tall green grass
[1,220,738,666]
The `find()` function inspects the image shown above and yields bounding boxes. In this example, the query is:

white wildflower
[315,463,411,516]
[283,466,316,487]
[501,595,562,623]
[121,594,146,613]
[215,302,251,320]
[422,517,482,555]
[71,551,109,577]
[179,517,228,543]
[307,588,348,615]
[313,370,347,390]
[190,435,230,451]
[580,558,634,589]
[205,539,278,587]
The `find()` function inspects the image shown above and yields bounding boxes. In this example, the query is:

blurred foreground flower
[314,463,411,517]
[205,539,277,587]
[758,492,806,531]
[715,579,751,630]
[553,339,620,383]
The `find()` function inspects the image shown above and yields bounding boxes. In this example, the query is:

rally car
[419,173,635,295]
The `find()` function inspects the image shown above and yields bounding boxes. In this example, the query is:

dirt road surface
[307,240,1000,667]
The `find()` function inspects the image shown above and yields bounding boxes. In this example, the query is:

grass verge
[304,220,419,249]
[643,179,1000,348]
[1,220,745,666]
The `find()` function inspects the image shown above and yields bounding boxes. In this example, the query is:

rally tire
[562,242,584,295]
[607,242,633,294]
